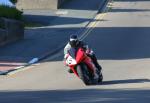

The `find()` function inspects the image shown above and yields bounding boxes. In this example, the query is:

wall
[16,0,68,10]
[0,18,24,46]
[0,29,6,45]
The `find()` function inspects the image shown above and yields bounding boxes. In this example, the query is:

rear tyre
[98,73,103,83]
[76,65,91,85]
[96,65,103,83]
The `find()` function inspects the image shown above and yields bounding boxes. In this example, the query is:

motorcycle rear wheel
[98,73,103,83]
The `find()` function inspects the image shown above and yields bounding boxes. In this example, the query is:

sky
[0,0,14,7]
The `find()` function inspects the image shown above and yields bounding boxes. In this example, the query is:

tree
[10,0,17,4]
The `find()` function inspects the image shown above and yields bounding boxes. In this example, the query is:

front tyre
[76,65,91,85]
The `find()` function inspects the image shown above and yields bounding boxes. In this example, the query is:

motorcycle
[64,47,103,85]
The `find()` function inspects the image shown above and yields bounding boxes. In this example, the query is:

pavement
[0,0,107,74]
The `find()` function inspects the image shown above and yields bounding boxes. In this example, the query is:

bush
[0,23,4,29]
[0,5,23,20]
[10,0,18,4]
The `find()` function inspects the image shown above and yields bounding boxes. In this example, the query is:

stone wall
[16,0,68,10]
[0,18,24,46]
[0,29,6,46]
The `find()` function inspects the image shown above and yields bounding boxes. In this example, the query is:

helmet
[69,34,79,47]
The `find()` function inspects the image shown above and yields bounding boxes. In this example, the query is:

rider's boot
[68,68,73,73]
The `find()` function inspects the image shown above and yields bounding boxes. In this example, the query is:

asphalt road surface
[0,0,150,103]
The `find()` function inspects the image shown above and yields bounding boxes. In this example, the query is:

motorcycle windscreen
[68,48,76,59]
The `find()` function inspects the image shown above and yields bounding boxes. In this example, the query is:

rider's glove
[64,54,69,66]
[64,54,69,59]
[86,49,94,55]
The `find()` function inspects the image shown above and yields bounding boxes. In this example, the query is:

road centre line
[80,1,113,40]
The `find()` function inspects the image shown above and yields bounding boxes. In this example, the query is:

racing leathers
[64,40,102,75]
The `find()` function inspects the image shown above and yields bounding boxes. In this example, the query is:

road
[0,0,150,103]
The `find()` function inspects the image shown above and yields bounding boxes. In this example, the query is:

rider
[64,34,102,79]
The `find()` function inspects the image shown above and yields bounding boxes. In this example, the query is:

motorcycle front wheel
[76,64,92,85]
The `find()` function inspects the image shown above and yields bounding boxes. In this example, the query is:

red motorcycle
[65,47,103,85]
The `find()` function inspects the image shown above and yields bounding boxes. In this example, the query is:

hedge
[0,5,23,20]
[10,0,18,4]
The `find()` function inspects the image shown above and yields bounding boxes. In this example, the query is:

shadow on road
[101,79,150,85]
[45,26,150,62]
[110,8,150,13]
[0,89,150,103]
[23,15,93,26]
[84,27,150,60]
[114,0,150,2]
[1,26,150,73]
[61,0,102,11]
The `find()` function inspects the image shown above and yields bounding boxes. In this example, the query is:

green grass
[0,5,23,20]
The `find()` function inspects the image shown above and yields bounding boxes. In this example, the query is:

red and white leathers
[64,41,100,79]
